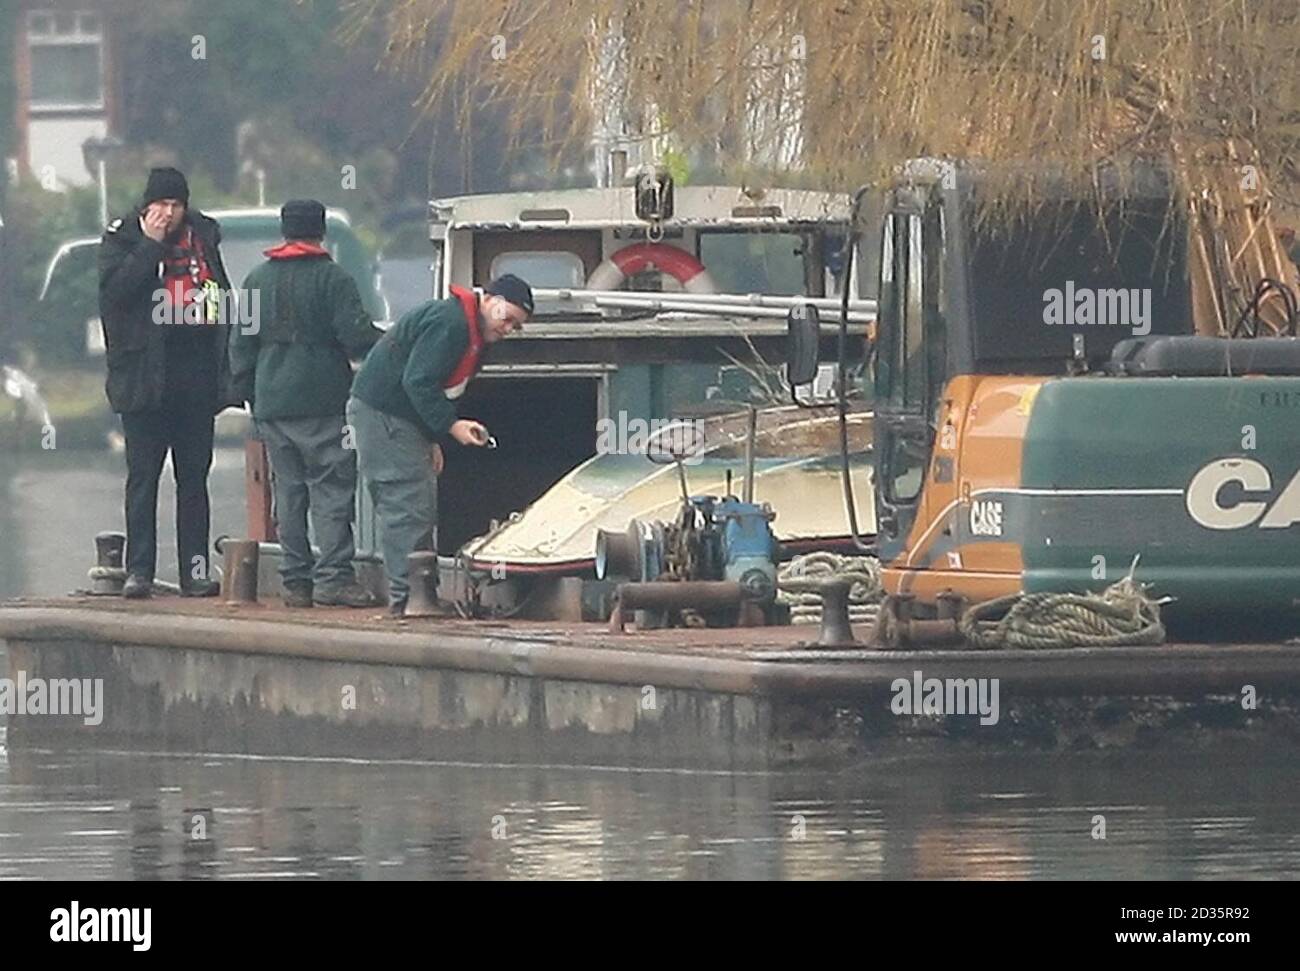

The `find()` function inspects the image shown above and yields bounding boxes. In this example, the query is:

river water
[1,449,1298,879]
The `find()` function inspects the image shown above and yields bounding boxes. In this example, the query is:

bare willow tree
[348,0,1299,332]
[351,1,1298,201]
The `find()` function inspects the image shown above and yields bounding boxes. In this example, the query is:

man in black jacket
[98,167,241,598]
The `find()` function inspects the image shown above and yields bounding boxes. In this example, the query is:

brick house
[9,1,120,189]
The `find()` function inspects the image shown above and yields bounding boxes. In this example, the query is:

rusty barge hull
[2,600,1299,768]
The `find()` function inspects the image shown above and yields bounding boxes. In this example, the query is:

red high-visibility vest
[444,285,484,399]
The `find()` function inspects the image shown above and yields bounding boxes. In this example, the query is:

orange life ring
[585,242,718,293]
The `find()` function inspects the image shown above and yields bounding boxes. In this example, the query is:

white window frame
[488,250,586,288]
[27,8,106,113]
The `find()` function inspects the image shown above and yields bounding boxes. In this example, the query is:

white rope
[777,551,883,625]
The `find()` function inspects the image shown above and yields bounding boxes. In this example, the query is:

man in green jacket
[348,274,533,616]
[230,200,381,607]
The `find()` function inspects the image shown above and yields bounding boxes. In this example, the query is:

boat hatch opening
[436,376,599,554]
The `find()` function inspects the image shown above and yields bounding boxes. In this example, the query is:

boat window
[822,231,847,297]
[490,250,586,288]
[697,230,808,295]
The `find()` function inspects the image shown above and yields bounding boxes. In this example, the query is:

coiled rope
[958,568,1167,650]
[777,551,882,625]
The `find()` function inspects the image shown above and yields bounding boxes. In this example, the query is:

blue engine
[714,497,780,601]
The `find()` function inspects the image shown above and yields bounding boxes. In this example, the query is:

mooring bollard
[816,578,859,647]
[221,539,260,604]
[404,551,440,617]
[88,531,127,595]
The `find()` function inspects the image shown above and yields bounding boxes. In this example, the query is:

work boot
[282,582,314,609]
[314,582,378,608]
[122,574,152,599]
[180,578,221,598]
[385,598,408,620]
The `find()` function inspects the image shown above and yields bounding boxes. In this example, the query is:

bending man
[347,274,533,616]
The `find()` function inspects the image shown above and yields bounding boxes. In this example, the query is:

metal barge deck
[2,597,1299,768]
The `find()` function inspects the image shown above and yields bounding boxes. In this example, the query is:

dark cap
[485,274,534,316]
[281,199,327,240]
[142,167,189,206]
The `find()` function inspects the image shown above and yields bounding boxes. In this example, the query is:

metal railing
[533,287,878,323]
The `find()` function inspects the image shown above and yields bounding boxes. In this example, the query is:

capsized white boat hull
[463,406,875,572]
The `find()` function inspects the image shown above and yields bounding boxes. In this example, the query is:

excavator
[786,157,1300,643]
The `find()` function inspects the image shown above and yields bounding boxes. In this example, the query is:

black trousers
[121,394,216,583]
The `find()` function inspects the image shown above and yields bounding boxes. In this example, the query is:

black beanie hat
[281,199,327,240]
[485,274,534,315]
[142,167,189,206]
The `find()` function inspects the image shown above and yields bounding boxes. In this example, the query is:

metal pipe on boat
[873,593,964,648]
[743,405,757,503]
[535,291,875,323]
[615,581,748,611]
[214,536,383,564]
[610,580,751,633]
[569,297,876,325]
[538,288,879,315]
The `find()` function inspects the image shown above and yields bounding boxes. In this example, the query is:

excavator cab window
[966,197,1191,372]
[884,436,928,504]
[901,212,927,411]
[876,211,927,410]
[874,190,944,558]
[876,204,945,413]
[874,213,899,402]
[922,197,948,418]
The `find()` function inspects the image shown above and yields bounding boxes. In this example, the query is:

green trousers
[254,414,360,596]
[345,396,437,605]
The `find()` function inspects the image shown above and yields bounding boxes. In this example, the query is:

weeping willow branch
[346,0,1298,216]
